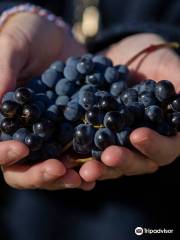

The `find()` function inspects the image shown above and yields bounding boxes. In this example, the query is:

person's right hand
[0,12,95,191]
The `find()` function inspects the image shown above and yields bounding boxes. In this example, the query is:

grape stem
[62,141,73,153]
[126,42,180,66]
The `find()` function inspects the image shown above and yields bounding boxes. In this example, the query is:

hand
[0,12,95,191]
[79,33,180,182]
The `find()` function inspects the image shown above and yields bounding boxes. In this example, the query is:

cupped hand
[79,33,180,182]
[0,12,95,191]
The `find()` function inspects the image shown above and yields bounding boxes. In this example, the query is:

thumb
[0,32,28,98]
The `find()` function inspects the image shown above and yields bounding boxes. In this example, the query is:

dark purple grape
[104,67,119,84]
[104,111,125,131]
[138,91,158,107]
[33,120,55,139]
[2,92,15,103]
[0,118,19,134]
[77,57,94,74]
[22,104,42,123]
[170,94,180,112]
[64,101,84,122]
[116,65,129,81]
[121,88,138,105]
[98,95,118,111]
[85,107,105,125]
[55,79,77,96]
[13,128,30,143]
[138,79,156,94]
[155,80,175,102]
[42,69,60,88]
[50,61,65,73]
[15,87,34,104]
[1,101,20,118]
[171,112,180,131]
[25,134,43,151]
[110,81,127,97]
[74,124,95,145]
[92,147,102,160]
[94,128,116,150]
[116,128,132,147]
[145,105,163,123]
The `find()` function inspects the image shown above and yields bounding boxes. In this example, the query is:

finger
[79,181,96,191]
[3,159,66,189]
[45,169,82,190]
[101,145,158,176]
[0,141,29,165]
[79,159,123,182]
[0,32,28,97]
[130,128,180,166]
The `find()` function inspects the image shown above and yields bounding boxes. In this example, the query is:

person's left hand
[79,33,180,182]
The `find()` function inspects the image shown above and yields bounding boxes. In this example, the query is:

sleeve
[87,22,180,55]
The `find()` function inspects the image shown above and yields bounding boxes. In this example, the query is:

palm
[105,33,180,91]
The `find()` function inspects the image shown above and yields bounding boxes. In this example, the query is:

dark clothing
[0,0,179,239]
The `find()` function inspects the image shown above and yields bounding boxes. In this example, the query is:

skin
[0,13,179,190]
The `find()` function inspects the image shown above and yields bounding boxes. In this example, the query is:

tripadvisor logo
[135,227,174,236]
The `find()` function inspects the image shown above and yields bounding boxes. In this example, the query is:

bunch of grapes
[0,53,180,165]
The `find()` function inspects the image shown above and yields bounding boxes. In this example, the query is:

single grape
[79,90,97,110]
[98,95,118,111]
[93,55,112,68]
[33,120,55,139]
[116,65,129,81]
[116,128,132,147]
[56,95,70,107]
[64,101,84,121]
[74,124,95,145]
[22,104,42,123]
[145,105,163,123]
[50,61,65,73]
[155,80,175,102]
[41,68,60,88]
[138,79,156,94]
[110,81,127,97]
[104,67,119,84]
[104,111,125,131]
[121,88,138,105]
[13,128,30,143]
[15,87,34,104]
[86,72,105,87]
[138,91,158,107]
[25,134,43,151]
[92,147,102,160]
[55,79,77,96]
[171,112,180,131]
[170,94,180,112]
[0,118,19,134]
[85,107,105,125]
[0,101,20,118]
[94,128,116,150]
[2,91,15,103]
[77,57,94,74]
